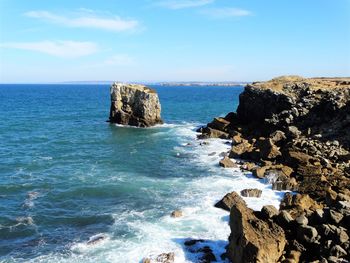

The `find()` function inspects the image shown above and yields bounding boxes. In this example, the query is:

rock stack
[201,76,350,262]
[109,82,163,127]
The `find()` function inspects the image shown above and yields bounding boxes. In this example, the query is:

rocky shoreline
[197,76,350,262]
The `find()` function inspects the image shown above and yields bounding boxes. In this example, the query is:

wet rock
[156,252,175,263]
[87,234,107,245]
[240,188,262,198]
[227,193,286,263]
[242,162,257,171]
[109,83,163,127]
[219,156,237,168]
[170,210,183,218]
[252,166,269,178]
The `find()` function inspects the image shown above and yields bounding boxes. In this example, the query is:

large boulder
[109,83,163,127]
[227,192,286,263]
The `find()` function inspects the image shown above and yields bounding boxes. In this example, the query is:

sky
[0,0,349,83]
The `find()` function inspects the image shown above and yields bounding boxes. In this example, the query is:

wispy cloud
[201,7,252,18]
[24,10,139,32]
[157,0,214,9]
[1,41,98,58]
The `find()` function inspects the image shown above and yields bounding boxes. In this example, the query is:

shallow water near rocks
[0,84,285,262]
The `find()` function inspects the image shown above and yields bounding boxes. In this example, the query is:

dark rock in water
[109,83,163,127]
[184,239,205,246]
[184,240,216,263]
[240,188,262,198]
[219,156,237,168]
[227,192,286,263]
[214,191,244,212]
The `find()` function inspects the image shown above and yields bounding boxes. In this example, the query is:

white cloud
[201,7,252,18]
[157,0,214,9]
[1,41,98,58]
[25,10,139,32]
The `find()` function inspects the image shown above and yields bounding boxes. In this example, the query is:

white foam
[30,123,285,263]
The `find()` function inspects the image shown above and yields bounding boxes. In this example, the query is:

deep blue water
[0,84,244,262]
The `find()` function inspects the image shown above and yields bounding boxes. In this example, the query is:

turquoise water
[0,84,284,262]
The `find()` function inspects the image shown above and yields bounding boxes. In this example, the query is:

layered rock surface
[200,76,350,262]
[109,83,163,127]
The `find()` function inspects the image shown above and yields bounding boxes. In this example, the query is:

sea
[0,84,285,263]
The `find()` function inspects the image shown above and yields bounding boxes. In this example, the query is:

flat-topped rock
[109,83,163,127]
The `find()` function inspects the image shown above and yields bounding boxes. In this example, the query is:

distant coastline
[58,81,249,86]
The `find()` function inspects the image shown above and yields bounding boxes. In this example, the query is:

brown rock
[229,140,253,158]
[227,193,286,263]
[261,205,279,219]
[270,130,287,144]
[252,166,269,178]
[109,83,163,127]
[156,253,175,263]
[214,191,244,212]
[242,162,257,171]
[256,138,282,160]
[208,117,230,131]
[170,210,183,218]
[219,156,237,168]
[240,188,262,198]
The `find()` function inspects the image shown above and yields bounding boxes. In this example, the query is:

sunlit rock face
[109,83,163,127]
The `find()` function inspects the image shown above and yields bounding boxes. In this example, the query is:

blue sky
[0,0,349,83]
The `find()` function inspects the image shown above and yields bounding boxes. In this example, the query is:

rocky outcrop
[109,83,163,127]
[201,76,350,262]
[227,192,286,263]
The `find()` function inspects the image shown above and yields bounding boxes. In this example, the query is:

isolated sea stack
[109,82,163,127]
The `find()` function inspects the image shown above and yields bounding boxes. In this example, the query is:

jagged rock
[229,140,253,158]
[208,117,231,131]
[198,127,230,139]
[156,253,175,263]
[261,205,279,219]
[227,193,286,263]
[330,245,347,258]
[277,210,294,228]
[270,130,287,144]
[214,191,244,211]
[109,83,162,127]
[142,252,175,263]
[219,156,237,168]
[252,166,269,178]
[295,215,308,226]
[256,138,282,160]
[297,225,318,244]
[325,209,344,224]
[170,210,183,218]
[240,188,262,198]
